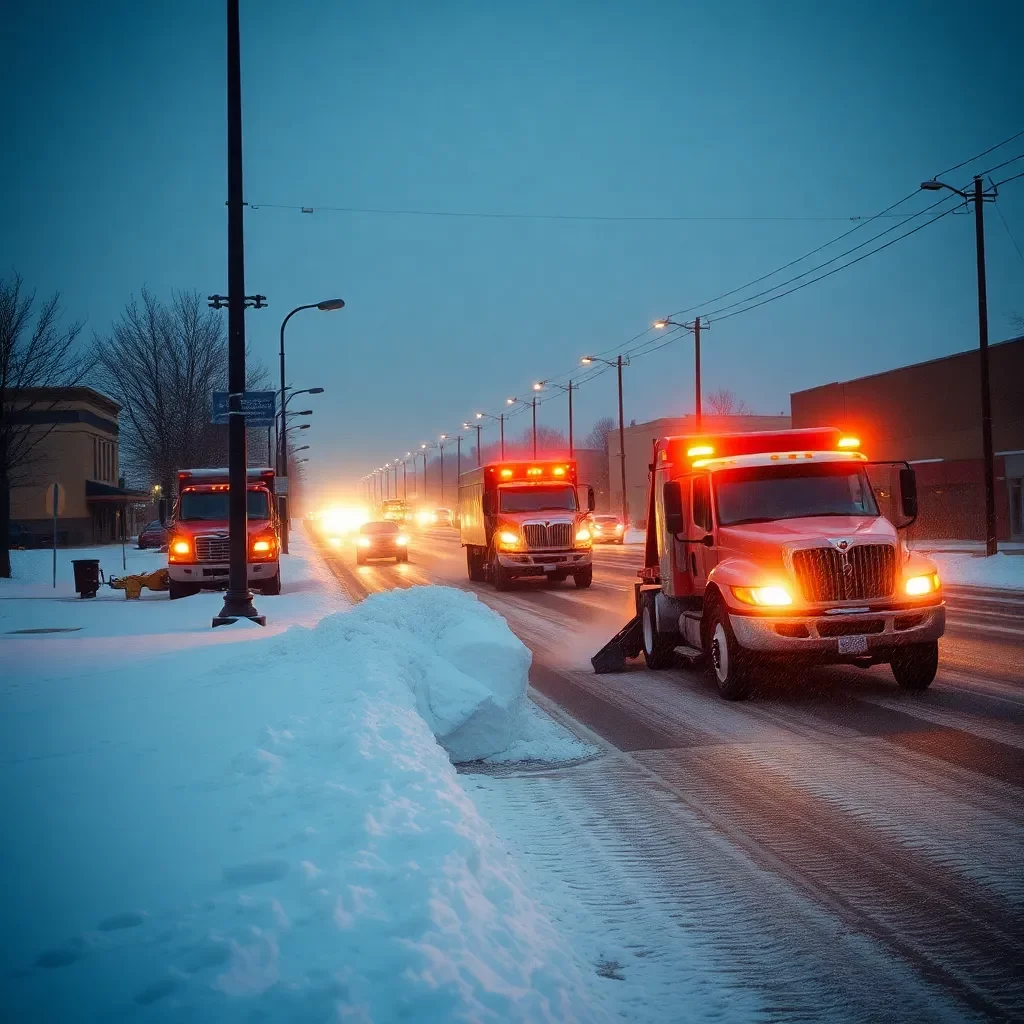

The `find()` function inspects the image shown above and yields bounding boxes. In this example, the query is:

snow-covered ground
[1,537,605,1022]
[925,550,1024,591]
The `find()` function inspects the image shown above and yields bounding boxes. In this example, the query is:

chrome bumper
[497,550,592,574]
[168,562,278,584]
[729,604,945,656]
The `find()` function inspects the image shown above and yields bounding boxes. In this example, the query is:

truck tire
[573,566,593,589]
[704,598,752,700]
[890,641,939,691]
[168,578,197,601]
[466,547,486,582]
[641,591,676,669]
[493,559,513,592]
[546,572,568,586]
[261,571,282,595]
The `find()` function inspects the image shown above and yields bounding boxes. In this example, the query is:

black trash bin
[71,559,101,599]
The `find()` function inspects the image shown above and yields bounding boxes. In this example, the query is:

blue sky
[4,0,1023,484]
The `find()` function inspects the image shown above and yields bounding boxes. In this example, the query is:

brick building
[791,336,1024,542]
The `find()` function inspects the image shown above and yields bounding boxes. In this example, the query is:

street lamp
[462,421,477,470]
[279,299,344,552]
[654,317,706,431]
[920,175,999,555]
[420,442,440,502]
[476,411,505,460]
[507,395,537,457]
[534,380,576,458]
[582,354,630,528]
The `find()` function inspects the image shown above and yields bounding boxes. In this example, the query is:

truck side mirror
[158,497,168,527]
[899,467,918,522]
[482,492,495,516]
[663,480,684,536]
[587,486,595,512]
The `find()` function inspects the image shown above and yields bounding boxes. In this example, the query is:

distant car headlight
[497,530,520,550]
[329,536,341,547]
[397,534,409,545]
[905,573,940,597]
[615,523,624,533]
[357,537,371,548]
[592,524,603,533]
[732,585,792,607]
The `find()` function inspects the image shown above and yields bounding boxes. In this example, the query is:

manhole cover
[5,627,83,635]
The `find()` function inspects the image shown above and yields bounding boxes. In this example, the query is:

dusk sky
[5,0,1023,485]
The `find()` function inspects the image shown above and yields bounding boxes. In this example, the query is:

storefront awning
[85,480,151,504]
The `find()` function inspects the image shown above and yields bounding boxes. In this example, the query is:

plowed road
[315,527,1024,1022]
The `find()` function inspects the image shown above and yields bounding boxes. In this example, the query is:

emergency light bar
[178,467,275,485]
[486,462,576,483]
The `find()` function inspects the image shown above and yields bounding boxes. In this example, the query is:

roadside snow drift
[2,579,606,1022]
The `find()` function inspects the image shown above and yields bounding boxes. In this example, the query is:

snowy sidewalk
[1,535,604,1022]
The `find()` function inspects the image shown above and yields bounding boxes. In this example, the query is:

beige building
[610,414,792,525]
[9,387,148,545]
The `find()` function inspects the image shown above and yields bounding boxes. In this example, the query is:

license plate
[838,635,869,655]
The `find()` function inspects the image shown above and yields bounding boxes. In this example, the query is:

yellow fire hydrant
[107,569,171,600]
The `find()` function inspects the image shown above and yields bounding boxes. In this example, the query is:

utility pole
[532,396,538,458]
[475,423,482,466]
[617,355,627,527]
[973,176,997,557]
[567,380,574,458]
[402,459,407,500]
[500,413,505,459]
[456,434,462,483]
[214,0,262,626]
[693,317,702,432]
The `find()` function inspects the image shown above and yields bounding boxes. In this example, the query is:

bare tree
[705,388,751,416]
[1,274,90,577]
[93,289,267,494]
[581,416,616,451]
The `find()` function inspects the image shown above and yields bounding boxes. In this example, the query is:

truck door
[690,474,717,585]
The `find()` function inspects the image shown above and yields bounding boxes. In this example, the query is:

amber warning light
[837,436,861,449]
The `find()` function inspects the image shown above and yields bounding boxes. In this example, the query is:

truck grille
[522,523,573,550]
[195,535,230,563]
[791,544,896,603]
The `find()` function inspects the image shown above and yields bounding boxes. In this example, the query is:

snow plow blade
[591,615,643,673]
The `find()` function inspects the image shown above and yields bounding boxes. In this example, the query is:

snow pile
[317,586,532,762]
[1,579,607,1022]
[928,551,1024,591]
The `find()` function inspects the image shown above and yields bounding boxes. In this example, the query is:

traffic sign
[210,391,276,427]
[44,481,66,517]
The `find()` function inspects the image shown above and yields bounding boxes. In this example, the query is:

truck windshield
[178,489,271,521]
[499,485,578,513]
[715,463,878,526]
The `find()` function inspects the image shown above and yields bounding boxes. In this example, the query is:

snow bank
[928,551,1024,591]
[1,571,606,1022]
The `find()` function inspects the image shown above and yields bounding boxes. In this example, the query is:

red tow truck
[593,428,945,699]
[458,459,596,590]
[166,467,281,600]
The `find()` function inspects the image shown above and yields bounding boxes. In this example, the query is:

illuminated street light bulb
[653,320,668,329]
[506,397,516,405]
[580,356,593,365]
[475,412,483,419]
[532,382,543,391]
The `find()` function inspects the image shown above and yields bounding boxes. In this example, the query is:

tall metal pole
[475,424,482,466]
[403,460,407,499]
[500,414,505,459]
[693,316,702,432]
[617,355,627,527]
[532,396,537,458]
[456,435,462,483]
[568,380,574,459]
[214,0,261,625]
[973,176,997,556]
[440,445,445,504]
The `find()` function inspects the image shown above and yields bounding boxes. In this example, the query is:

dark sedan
[356,521,409,564]
[137,520,169,549]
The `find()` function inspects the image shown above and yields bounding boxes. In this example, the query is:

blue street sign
[210,391,276,427]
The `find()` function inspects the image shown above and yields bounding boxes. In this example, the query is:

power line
[934,129,1024,178]
[994,168,1024,189]
[994,203,1024,266]
[707,206,960,323]
[977,153,1024,178]
[249,201,910,224]
[699,191,958,320]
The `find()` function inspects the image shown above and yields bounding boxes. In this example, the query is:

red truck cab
[594,428,945,699]
[166,467,281,600]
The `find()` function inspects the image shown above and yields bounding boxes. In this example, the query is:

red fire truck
[458,459,596,590]
[166,467,281,600]
[593,428,945,699]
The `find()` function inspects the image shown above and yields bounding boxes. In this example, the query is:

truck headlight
[575,527,592,544]
[732,585,792,607]
[497,530,520,550]
[905,573,940,597]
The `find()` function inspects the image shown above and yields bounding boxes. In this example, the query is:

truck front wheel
[493,558,513,592]
[573,566,593,589]
[261,571,282,595]
[641,591,676,669]
[890,641,939,691]
[168,578,198,601]
[704,600,752,700]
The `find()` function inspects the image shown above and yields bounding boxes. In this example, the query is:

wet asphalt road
[315,526,1024,1022]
